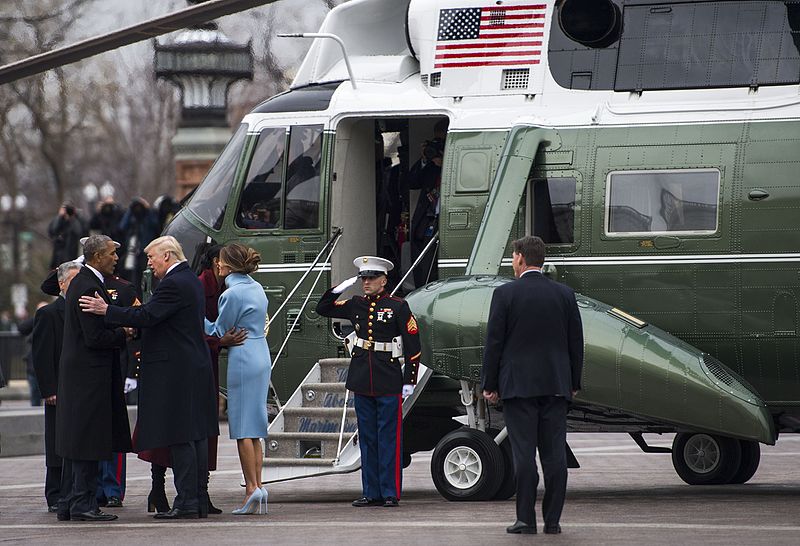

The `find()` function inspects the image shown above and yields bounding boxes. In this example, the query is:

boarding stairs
[263,358,431,483]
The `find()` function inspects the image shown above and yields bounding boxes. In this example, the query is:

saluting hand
[79,292,109,316]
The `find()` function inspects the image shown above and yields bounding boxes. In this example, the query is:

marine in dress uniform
[316,256,421,507]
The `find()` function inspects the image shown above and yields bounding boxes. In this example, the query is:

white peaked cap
[353,256,394,278]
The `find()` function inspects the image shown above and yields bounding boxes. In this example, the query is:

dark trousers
[503,396,569,527]
[45,465,62,507]
[354,394,402,499]
[59,459,99,515]
[97,453,126,501]
[169,439,208,511]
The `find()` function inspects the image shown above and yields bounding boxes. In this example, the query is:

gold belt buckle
[362,340,373,351]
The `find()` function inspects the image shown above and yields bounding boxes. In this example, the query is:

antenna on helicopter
[277,33,357,89]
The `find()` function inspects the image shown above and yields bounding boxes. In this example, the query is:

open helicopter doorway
[330,115,449,294]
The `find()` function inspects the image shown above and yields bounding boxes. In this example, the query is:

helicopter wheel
[671,433,742,485]
[729,440,760,484]
[430,428,503,501]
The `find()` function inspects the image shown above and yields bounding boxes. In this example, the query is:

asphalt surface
[2,419,800,545]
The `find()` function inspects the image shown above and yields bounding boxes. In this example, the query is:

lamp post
[1,193,28,317]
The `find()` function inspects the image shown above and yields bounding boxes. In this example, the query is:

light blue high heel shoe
[232,488,263,515]
[260,487,268,514]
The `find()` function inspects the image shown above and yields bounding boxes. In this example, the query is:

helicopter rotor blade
[0,0,279,85]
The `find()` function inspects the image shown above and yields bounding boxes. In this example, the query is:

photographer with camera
[118,197,159,293]
[89,197,124,243]
[407,119,448,287]
[48,202,87,269]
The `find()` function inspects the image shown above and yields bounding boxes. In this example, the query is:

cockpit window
[186,123,247,230]
[284,125,323,230]
[236,127,287,230]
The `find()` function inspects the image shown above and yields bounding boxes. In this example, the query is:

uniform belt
[351,337,393,352]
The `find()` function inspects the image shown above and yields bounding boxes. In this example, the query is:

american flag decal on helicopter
[434,3,546,69]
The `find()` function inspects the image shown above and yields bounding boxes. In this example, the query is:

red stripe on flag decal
[436,50,540,60]
[481,12,545,20]
[475,32,542,39]
[436,40,542,50]
[491,3,547,10]
[434,59,541,69]
[395,394,402,499]
[480,23,545,30]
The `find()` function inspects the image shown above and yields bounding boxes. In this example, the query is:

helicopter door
[228,122,328,399]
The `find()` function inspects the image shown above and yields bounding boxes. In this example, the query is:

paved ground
[2,418,800,545]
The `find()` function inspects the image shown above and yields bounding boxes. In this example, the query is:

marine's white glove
[332,276,358,294]
[124,378,138,394]
[402,384,415,398]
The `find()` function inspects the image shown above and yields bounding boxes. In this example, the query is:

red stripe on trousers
[395,394,402,499]
[116,453,124,500]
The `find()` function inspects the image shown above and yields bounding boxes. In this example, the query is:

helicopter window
[606,170,719,235]
[186,123,247,230]
[236,127,287,230]
[284,125,323,230]
[549,0,800,91]
[530,177,577,244]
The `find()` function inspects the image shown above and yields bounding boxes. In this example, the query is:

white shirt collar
[165,261,184,276]
[520,268,541,278]
[84,263,105,284]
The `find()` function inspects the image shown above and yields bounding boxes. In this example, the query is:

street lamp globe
[0,194,11,212]
[99,181,115,199]
[83,183,99,203]
[14,194,27,210]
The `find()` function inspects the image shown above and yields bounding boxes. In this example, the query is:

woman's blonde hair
[220,243,260,274]
[145,235,186,261]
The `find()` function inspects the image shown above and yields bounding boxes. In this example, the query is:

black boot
[147,464,170,514]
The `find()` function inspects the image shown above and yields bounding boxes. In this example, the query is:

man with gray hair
[32,261,81,512]
[56,235,132,522]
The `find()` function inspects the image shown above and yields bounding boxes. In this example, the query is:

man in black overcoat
[481,235,584,535]
[56,235,131,522]
[32,261,81,511]
[79,235,219,520]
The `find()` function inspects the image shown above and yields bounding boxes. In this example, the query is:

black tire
[729,440,760,484]
[487,428,516,501]
[430,427,504,501]
[672,433,742,485]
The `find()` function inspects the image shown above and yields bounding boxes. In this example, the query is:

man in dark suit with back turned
[56,235,132,522]
[32,260,81,512]
[79,235,219,520]
[481,235,584,535]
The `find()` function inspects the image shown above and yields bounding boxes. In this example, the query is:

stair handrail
[267,228,343,412]
[390,231,439,296]
[333,387,351,465]
[266,227,343,329]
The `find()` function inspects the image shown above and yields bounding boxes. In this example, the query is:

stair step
[266,432,354,459]
[300,383,353,408]
[319,358,350,383]
[263,457,337,467]
[282,407,358,434]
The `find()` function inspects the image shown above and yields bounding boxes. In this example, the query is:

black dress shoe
[71,510,118,522]
[383,497,399,507]
[153,508,199,520]
[147,490,171,513]
[544,524,562,534]
[351,497,383,507]
[506,520,537,534]
[48,505,59,513]
[206,496,223,515]
[57,512,70,521]
[105,496,123,508]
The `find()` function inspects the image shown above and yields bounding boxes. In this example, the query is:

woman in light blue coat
[204,243,270,514]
